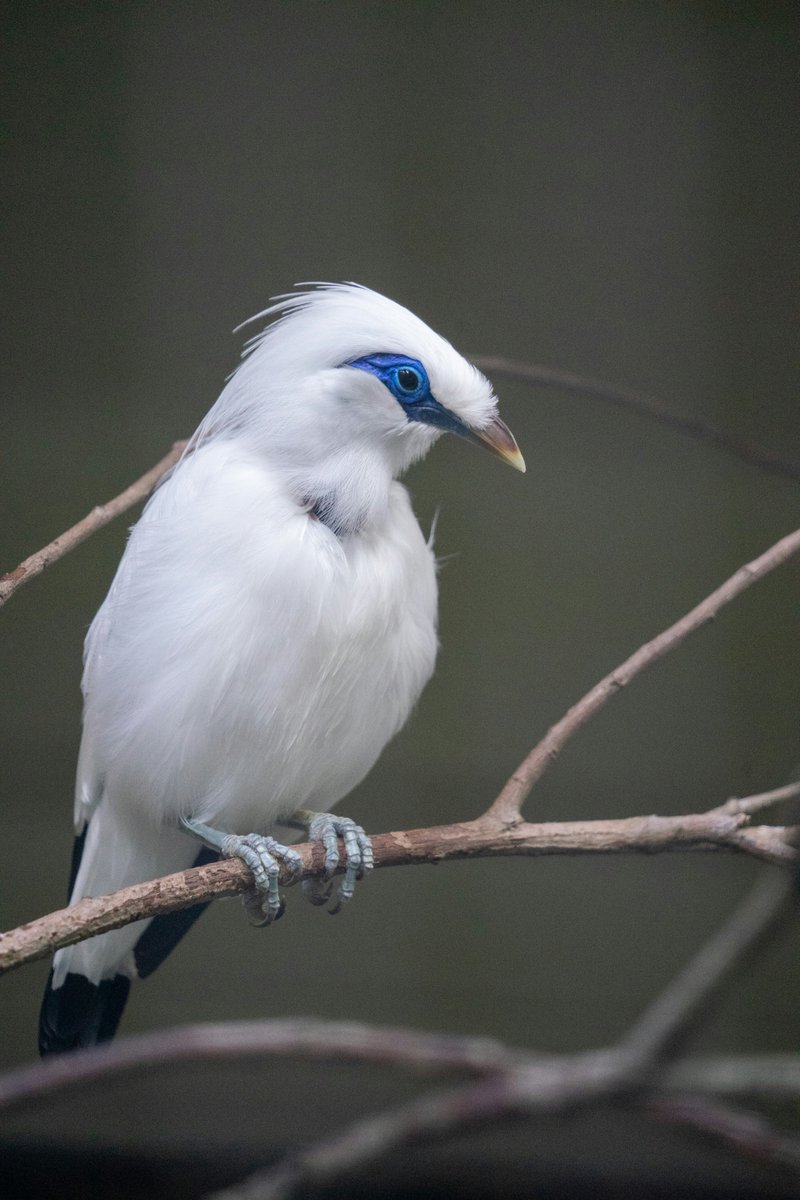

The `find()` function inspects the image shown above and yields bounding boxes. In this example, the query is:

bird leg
[284,809,374,914]
[180,815,303,926]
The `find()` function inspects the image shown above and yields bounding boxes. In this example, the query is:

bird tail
[38,967,131,1056]
[38,809,217,1057]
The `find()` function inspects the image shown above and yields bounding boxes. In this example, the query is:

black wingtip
[38,970,131,1058]
[133,844,219,979]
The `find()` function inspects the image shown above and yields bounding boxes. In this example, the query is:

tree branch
[2,855,797,1195]
[474,355,800,484]
[619,869,799,1069]
[489,526,800,824]
[197,855,800,1200]
[1,798,797,977]
[0,440,187,608]
[645,1095,800,1173]
[4,359,797,618]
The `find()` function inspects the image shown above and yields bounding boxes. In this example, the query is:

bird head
[198,284,523,532]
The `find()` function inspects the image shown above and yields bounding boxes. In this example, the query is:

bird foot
[298,811,374,914]
[219,832,304,926]
[180,816,302,926]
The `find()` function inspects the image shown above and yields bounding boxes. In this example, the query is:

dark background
[2,2,799,1194]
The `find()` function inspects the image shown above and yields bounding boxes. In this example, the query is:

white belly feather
[83,441,438,833]
[58,441,437,982]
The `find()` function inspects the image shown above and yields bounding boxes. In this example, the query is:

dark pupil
[397,367,420,393]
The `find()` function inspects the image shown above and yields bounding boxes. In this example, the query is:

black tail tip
[39,970,131,1058]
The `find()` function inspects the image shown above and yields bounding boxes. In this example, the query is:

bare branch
[665,1055,800,1099]
[474,355,800,484]
[2,1014,799,1116]
[204,1056,630,1200]
[489,525,800,824]
[1,803,797,976]
[620,869,799,1069]
[2,863,797,1194]
[200,863,800,1200]
[0,440,187,608]
[646,1095,800,1173]
[0,1019,524,1112]
[721,779,800,817]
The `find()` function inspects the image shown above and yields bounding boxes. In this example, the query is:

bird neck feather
[294,446,392,537]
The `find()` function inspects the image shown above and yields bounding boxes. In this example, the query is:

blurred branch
[620,869,799,1068]
[646,1096,800,1173]
[474,355,800,484]
[202,861,800,1200]
[2,860,797,1195]
[2,1020,799,1114]
[0,440,186,609]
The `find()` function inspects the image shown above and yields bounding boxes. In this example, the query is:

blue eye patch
[345,353,468,437]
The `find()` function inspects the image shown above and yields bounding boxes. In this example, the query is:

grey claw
[220,832,302,925]
[242,889,286,926]
[305,814,373,913]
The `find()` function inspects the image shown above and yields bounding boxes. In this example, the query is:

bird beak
[460,415,526,473]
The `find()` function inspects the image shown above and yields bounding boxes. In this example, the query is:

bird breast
[84,440,438,833]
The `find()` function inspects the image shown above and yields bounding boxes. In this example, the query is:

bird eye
[396,366,423,395]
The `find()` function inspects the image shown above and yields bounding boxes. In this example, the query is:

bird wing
[73,596,114,832]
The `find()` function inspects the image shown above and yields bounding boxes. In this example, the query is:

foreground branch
[203,859,800,1200]
[2,1020,799,1116]
[3,854,780,1200]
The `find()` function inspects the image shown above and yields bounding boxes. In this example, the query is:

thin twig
[647,1095,800,1172]
[664,1055,800,1100]
[0,440,187,608]
[489,525,800,824]
[5,357,797,614]
[620,870,799,1069]
[475,356,800,484]
[722,780,800,817]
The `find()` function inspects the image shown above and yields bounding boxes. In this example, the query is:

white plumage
[41,283,523,1052]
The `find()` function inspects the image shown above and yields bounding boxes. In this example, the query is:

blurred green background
[2,1,799,1190]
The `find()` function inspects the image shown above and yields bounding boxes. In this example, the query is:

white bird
[39,283,524,1055]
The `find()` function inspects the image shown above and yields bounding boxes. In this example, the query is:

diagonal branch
[620,869,800,1069]
[0,440,186,609]
[198,856,800,1200]
[489,525,800,824]
[5,363,798,617]
[474,355,800,484]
